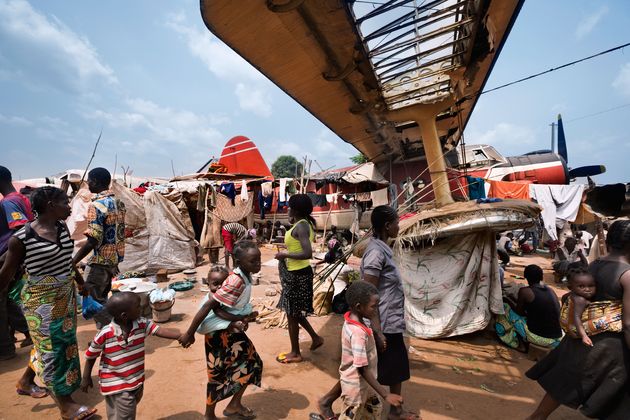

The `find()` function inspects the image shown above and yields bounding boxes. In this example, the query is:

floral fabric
[495,303,561,349]
[398,232,504,338]
[204,330,263,406]
[22,274,80,396]
[86,190,126,266]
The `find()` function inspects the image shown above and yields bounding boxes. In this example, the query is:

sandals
[16,384,48,398]
[223,406,256,419]
[62,405,97,420]
[275,352,303,364]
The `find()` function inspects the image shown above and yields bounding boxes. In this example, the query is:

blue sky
[1,0,628,183]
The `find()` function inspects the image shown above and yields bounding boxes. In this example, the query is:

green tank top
[285,219,314,271]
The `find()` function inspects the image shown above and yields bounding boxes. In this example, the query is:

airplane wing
[200,0,524,163]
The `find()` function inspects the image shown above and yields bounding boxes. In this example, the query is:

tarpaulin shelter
[65,181,197,273]
[393,200,540,339]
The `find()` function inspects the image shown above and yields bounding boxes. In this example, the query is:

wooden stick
[79,128,103,186]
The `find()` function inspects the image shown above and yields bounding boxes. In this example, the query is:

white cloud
[472,122,537,148]
[82,97,226,149]
[235,83,272,117]
[575,6,608,40]
[165,12,262,83]
[166,11,273,117]
[0,113,32,126]
[0,0,116,91]
[259,129,357,170]
[612,63,630,97]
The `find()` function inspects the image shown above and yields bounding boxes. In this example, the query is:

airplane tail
[557,114,568,163]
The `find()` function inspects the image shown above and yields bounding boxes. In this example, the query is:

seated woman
[495,264,563,351]
[552,237,587,282]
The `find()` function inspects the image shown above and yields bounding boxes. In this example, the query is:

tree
[271,155,303,178]
[350,153,368,164]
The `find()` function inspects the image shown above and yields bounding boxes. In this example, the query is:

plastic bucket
[151,299,175,323]
[119,282,157,317]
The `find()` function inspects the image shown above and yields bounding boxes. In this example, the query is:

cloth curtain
[397,231,504,339]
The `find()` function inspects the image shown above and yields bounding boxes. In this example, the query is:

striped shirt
[339,312,377,406]
[213,267,251,309]
[85,317,159,395]
[14,222,74,277]
[222,222,247,240]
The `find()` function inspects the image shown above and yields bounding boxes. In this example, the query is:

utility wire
[565,103,630,123]
[474,42,630,98]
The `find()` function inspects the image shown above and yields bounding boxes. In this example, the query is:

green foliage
[271,155,303,178]
[350,153,368,164]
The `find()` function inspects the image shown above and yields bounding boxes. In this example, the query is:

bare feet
[223,404,256,419]
[204,403,218,420]
[310,336,324,351]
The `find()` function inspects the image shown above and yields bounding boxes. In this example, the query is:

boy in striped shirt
[338,281,402,420]
[81,292,180,420]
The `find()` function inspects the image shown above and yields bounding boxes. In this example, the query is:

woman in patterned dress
[0,186,96,420]
[180,240,263,420]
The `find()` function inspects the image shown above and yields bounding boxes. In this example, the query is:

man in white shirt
[576,225,593,255]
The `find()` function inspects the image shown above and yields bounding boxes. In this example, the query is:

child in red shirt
[81,292,180,419]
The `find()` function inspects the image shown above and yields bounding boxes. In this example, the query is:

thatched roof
[395,199,541,245]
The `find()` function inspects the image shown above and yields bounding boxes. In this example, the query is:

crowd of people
[1,161,629,419]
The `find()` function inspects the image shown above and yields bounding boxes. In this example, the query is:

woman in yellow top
[275,194,324,363]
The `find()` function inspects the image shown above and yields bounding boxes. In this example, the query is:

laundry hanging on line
[529,184,584,241]
[371,188,389,206]
[488,180,530,200]
[466,176,486,200]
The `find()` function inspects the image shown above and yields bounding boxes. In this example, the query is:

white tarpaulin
[341,163,388,184]
[143,191,196,271]
[397,232,504,339]
[111,181,196,273]
[65,189,92,258]
[529,184,584,241]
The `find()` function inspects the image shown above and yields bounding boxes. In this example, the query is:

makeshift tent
[112,181,197,273]
[309,162,388,185]
[393,200,540,338]
[398,232,503,338]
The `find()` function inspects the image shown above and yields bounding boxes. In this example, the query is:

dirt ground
[0,247,586,420]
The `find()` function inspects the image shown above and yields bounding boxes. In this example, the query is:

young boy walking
[339,281,403,419]
[81,292,180,420]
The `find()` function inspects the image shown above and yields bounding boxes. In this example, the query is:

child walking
[339,281,402,420]
[179,240,263,420]
[81,291,181,420]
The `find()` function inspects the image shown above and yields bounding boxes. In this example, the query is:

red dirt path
[0,249,585,419]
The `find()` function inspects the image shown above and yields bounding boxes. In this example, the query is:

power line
[476,42,630,97]
[565,103,630,123]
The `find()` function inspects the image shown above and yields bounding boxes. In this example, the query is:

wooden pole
[418,116,454,207]
[79,129,103,186]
